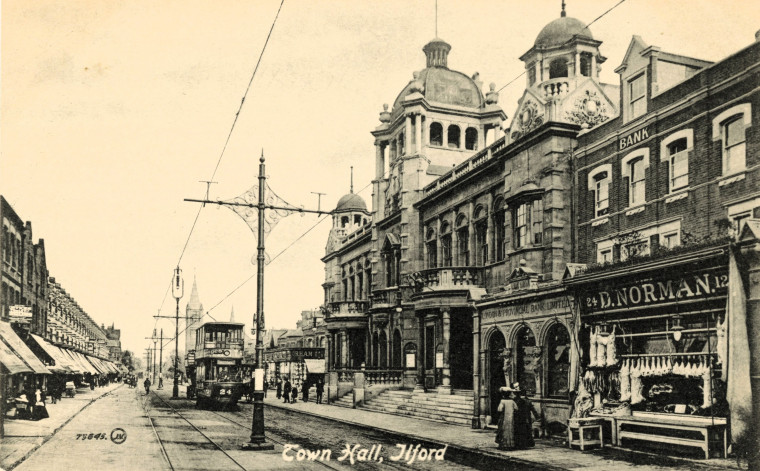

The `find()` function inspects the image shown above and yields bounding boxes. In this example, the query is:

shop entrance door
[489,330,507,424]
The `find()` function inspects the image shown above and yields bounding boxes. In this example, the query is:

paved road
[15,385,167,471]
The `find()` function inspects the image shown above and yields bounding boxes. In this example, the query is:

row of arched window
[429,122,479,150]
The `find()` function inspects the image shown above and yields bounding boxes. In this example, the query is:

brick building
[1,196,49,336]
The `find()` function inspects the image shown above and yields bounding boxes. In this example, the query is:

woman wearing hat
[495,386,518,450]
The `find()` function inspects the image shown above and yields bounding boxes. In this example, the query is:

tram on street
[193,321,246,410]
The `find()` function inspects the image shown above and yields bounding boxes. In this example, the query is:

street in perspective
[2,1,760,470]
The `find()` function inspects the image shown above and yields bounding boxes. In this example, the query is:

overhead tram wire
[151,0,287,327]
[157,171,380,351]
[494,0,629,94]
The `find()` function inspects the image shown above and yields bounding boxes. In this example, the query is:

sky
[2,0,758,356]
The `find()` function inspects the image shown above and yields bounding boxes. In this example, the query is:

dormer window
[430,122,443,146]
[549,58,568,79]
[627,73,646,120]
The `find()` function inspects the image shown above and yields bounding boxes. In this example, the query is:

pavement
[1,382,124,470]
[262,394,742,471]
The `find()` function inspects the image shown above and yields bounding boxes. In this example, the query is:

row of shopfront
[0,320,123,416]
[320,236,755,459]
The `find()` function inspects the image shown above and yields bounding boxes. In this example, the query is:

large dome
[391,38,484,116]
[392,67,484,114]
[335,193,367,212]
[534,16,592,48]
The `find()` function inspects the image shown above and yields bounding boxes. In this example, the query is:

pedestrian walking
[276,377,282,399]
[144,377,151,395]
[283,379,291,403]
[495,386,518,450]
[302,381,309,402]
[513,384,539,449]
[263,379,268,398]
[315,380,324,404]
[291,385,298,404]
[32,389,49,420]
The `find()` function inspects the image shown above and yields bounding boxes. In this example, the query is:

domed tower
[325,178,370,254]
[371,37,506,222]
[508,4,617,141]
[184,276,204,355]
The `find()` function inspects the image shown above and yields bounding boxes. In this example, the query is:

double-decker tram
[193,321,246,410]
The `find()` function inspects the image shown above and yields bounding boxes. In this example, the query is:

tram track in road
[141,389,248,471]
[224,404,502,471]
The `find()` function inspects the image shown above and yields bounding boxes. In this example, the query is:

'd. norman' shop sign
[582,268,728,314]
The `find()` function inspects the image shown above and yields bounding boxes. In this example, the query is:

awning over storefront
[57,348,84,374]
[0,322,50,374]
[74,352,99,375]
[0,336,33,374]
[85,355,107,374]
[304,359,325,374]
[29,334,71,373]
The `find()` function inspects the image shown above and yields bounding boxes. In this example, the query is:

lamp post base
[241,390,273,451]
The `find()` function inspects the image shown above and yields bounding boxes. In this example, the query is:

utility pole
[145,348,151,379]
[152,329,158,385]
[158,329,164,389]
[185,151,329,450]
[172,268,183,399]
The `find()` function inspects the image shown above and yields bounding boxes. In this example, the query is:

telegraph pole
[158,329,164,389]
[185,152,329,450]
[172,268,184,399]
[152,329,158,384]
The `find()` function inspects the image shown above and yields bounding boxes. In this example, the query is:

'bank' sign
[582,269,728,314]
[619,126,650,150]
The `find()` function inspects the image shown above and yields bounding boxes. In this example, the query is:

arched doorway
[378,331,388,368]
[488,329,507,424]
[514,325,537,395]
[392,330,402,368]
[372,332,379,367]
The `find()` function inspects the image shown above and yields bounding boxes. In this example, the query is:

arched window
[514,325,537,395]
[398,132,405,156]
[546,323,570,397]
[465,127,478,150]
[447,125,461,148]
[426,227,437,269]
[440,221,452,267]
[580,54,592,77]
[456,215,469,266]
[430,122,443,146]
[549,58,568,79]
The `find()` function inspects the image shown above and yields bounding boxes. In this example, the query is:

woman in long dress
[495,388,518,450]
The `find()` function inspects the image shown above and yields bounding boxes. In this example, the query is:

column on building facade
[374,141,386,221]
[472,307,481,428]
[326,333,333,370]
[340,329,348,368]
[574,52,580,77]
[451,214,459,267]
[415,113,423,154]
[486,196,495,263]
[535,59,542,84]
[415,313,425,391]
[439,308,451,394]
[366,321,372,367]
[405,114,412,156]
[468,200,476,266]
[591,54,597,79]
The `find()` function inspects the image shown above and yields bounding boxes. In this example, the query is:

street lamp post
[158,328,164,389]
[172,267,184,399]
[184,152,330,450]
[153,328,158,385]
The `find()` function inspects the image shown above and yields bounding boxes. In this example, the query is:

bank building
[319,6,760,457]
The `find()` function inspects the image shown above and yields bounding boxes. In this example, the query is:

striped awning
[0,322,50,374]
[29,334,70,373]
[0,335,33,374]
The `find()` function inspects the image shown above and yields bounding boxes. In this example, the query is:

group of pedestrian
[273,376,324,404]
[495,383,540,451]
[12,385,49,421]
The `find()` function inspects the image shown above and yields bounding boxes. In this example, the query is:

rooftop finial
[260,148,265,163]
[350,166,354,193]
[561,0,566,17]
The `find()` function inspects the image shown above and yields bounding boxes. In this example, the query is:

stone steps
[361,389,474,426]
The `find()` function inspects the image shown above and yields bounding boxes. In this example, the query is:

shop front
[564,245,735,458]
[475,286,575,433]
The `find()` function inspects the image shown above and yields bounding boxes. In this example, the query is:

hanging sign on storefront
[582,267,728,314]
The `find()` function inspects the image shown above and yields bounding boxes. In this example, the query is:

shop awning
[0,322,50,374]
[64,349,97,375]
[29,334,70,373]
[85,355,107,374]
[74,352,99,375]
[0,336,34,374]
[304,359,325,374]
[57,348,84,374]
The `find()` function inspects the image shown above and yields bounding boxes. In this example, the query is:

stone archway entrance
[488,329,507,424]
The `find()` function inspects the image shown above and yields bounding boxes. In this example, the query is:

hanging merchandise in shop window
[582,268,728,314]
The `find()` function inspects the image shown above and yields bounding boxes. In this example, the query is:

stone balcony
[326,301,369,316]
[543,78,570,99]
[413,267,484,293]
